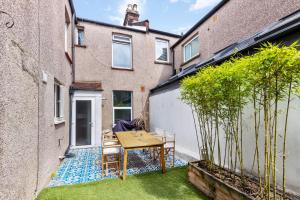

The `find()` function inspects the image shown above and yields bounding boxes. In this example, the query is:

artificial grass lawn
[37,167,208,200]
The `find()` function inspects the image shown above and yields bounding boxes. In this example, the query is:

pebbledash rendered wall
[149,84,300,193]
[0,1,39,199]
[172,0,300,71]
[0,0,74,200]
[75,21,179,130]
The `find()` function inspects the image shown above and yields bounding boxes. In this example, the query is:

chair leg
[172,148,175,167]
[155,147,160,161]
[106,163,108,176]
[102,155,105,176]
[118,153,121,177]
[151,148,156,160]
[159,147,163,167]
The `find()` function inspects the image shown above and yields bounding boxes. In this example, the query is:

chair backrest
[101,130,120,155]
[102,129,111,134]
[155,128,165,136]
[164,131,175,143]
[101,129,118,146]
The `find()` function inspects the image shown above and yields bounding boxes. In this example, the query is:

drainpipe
[71,13,75,83]
[65,90,74,157]
[171,48,176,75]
[66,12,76,156]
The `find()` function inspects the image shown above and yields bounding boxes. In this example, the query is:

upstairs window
[112,34,132,69]
[65,8,70,52]
[65,23,69,52]
[113,91,132,124]
[54,81,64,123]
[183,36,199,62]
[155,39,169,62]
[78,28,85,46]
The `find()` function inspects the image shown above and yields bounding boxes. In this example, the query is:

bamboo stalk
[191,106,202,160]
[272,75,278,199]
[263,89,270,200]
[283,82,292,200]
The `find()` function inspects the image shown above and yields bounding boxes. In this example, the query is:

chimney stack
[123,4,140,26]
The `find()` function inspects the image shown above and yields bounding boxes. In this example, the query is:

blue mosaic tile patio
[49,147,187,187]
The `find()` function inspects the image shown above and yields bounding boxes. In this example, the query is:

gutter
[149,28,181,38]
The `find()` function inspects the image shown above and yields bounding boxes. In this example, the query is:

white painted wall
[150,88,201,160]
[149,87,300,193]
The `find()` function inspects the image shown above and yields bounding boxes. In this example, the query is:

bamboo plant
[180,42,300,199]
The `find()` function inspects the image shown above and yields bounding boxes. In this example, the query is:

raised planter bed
[188,161,299,200]
[188,161,252,200]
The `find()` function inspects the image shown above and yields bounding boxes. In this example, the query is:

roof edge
[149,28,181,38]
[171,0,229,49]
[77,17,146,33]
[77,17,181,38]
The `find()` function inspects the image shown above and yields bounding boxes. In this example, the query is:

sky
[73,0,222,35]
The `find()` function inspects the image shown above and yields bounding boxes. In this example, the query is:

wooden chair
[142,131,160,155]
[163,133,176,167]
[102,129,117,141]
[101,130,121,177]
[150,130,176,167]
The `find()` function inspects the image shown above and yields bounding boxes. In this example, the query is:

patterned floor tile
[49,147,187,187]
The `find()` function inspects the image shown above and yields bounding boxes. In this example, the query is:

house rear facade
[1,0,300,199]
[73,8,180,133]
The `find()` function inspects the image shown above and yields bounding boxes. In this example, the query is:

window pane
[56,102,60,118]
[78,30,84,45]
[184,44,191,61]
[65,24,68,52]
[156,40,168,61]
[55,85,60,118]
[113,91,131,107]
[113,42,132,68]
[76,100,92,146]
[191,37,199,57]
[114,109,131,123]
[113,35,131,43]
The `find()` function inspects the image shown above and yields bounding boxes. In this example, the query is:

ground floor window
[54,81,64,122]
[113,91,132,124]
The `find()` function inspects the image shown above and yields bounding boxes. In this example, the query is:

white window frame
[155,39,169,63]
[112,91,133,125]
[65,23,68,52]
[54,81,65,124]
[65,7,70,53]
[112,34,132,69]
[183,35,199,63]
[77,27,85,46]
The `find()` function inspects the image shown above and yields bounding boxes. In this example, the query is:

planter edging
[188,161,253,200]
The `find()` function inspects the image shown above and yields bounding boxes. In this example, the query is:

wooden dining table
[116,131,166,180]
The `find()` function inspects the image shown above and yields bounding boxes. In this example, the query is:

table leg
[160,144,166,174]
[123,149,128,180]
